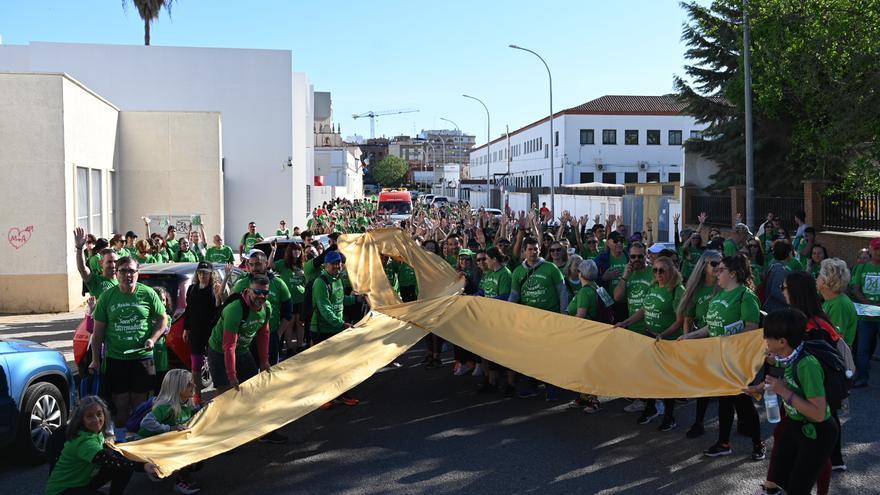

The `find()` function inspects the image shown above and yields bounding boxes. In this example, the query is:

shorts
[292,302,302,316]
[207,348,258,389]
[104,357,156,395]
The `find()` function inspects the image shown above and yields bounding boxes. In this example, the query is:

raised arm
[73,227,92,281]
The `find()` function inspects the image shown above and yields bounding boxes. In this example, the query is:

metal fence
[689,195,731,227]
[823,192,880,231]
[754,196,805,231]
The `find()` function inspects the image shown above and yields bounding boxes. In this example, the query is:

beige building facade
[0,73,222,313]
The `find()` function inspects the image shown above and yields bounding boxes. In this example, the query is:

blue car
[0,338,77,463]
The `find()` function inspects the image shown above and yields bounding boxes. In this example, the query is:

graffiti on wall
[8,225,34,249]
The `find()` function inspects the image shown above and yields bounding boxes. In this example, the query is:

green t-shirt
[643,284,685,337]
[851,262,880,321]
[679,247,704,282]
[276,228,290,236]
[132,252,157,265]
[165,239,180,257]
[175,250,198,263]
[623,268,654,333]
[87,254,101,274]
[44,430,104,495]
[823,294,858,346]
[393,260,418,288]
[685,284,717,329]
[240,232,263,251]
[510,260,564,313]
[116,247,131,258]
[480,266,512,299]
[705,285,761,337]
[274,260,306,304]
[205,245,235,264]
[311,271,355,334]
[607,254,629,288]
[723,239,738,257]
[207,299,272,354]
[569,283,598,320]
[783,355,831,422]
[786,257,805,272]
[579,246,600,260]
[137,402,194,438]
[751,262,763,287]
[232,275,289,331]
[303,258,319,284]
[86,273,118,300]
[92,284,166,360]
[383,260,399,292]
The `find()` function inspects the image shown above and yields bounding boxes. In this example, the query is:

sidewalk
[0,308,86,325]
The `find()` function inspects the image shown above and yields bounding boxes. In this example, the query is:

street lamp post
[510,44,555,216]
[463,95,491,195]
[743,0,755,230]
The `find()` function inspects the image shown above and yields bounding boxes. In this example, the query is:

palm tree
[122,0,178,46]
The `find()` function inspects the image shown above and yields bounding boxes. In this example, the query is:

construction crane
[352,109,419,138]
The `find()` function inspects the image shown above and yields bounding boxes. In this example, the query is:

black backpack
[792,339,850,411]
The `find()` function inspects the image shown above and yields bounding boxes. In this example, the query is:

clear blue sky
[0,0,704,144]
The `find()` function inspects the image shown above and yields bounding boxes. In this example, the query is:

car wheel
[16,382,67,463]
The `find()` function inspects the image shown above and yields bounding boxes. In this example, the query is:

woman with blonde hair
[818,258,858,346]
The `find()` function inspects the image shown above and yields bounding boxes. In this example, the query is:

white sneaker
[472,363,485,377]
[623,399,646,413]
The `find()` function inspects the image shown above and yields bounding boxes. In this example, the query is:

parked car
[72,262,229,390]
[420,194,435,204]
[0,339,77,463]
[430,195,450,207]
[472,207,503,218]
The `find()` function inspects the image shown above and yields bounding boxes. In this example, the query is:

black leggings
[694,397,712,424]
[717,394,761,445]
[769,417,838,495]
[61,464,133,495]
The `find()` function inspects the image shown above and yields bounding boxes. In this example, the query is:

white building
[0,41,313,238]
[312,91,364,204]
[468,95,708,188]
[0,73,222,312]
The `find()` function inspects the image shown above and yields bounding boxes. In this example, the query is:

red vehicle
[377,188,413,222]
[72,262,232,387]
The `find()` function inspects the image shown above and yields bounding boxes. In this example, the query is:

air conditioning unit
[597,163,605,171]
[638,161,648,171]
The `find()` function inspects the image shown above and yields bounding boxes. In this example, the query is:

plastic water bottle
[764,383,781,424]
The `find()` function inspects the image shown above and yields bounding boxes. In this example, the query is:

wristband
[620,277,629,282]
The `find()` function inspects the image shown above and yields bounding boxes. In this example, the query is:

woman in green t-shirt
[681,254,765,460]
[615,256,685,431]
[807,244,828,279]
[817,258,858,346]
[132,239,156,265]
[275,243,307,355]
[746,309,838,495]
[676,250,721,438]
[567,259,609,414]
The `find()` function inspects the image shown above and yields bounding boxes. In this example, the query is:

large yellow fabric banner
[117,229,765,477]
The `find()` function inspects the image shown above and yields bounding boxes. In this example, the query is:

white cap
[647,243,666,254]
[243,248,263,259]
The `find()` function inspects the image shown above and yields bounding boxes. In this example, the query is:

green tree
[676,0,880,193]
[122,0,178,46]
[372,156,409,187]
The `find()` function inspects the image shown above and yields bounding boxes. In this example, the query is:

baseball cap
[196,261,212,272]
[324,250,343,264]
[458,249,475,257]
[647,243,666,254]
[125,230,138,239]
[243,248,263,260]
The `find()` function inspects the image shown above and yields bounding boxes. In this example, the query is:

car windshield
[136,274,185,312]
[378,201,412,214]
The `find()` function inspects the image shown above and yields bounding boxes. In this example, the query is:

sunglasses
[251,288,270,296]
[709,260,720,267]
[652,267,666,274]
[629,254,645,260]
[118,268,138,275]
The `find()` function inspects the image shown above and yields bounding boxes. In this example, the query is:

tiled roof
[564,95,687,115]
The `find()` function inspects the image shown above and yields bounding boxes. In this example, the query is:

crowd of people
[49,198,877,495]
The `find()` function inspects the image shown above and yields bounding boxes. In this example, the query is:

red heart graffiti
[8,226,33,249]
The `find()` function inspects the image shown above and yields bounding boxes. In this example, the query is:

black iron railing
[823,192,880,231]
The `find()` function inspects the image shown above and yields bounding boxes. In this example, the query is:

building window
[544,144,549,159]
[580,172,595,183]
[580,129,594,145]
[602,129,616,145]
[668,130,683,145]
[646,172,661,182]
[689,130,703,140]
[625,130,639,145]
[559,172,562,185]
[647,130,660,145]
[668,172,681,183]
[602,172,617,184]
[76,166,104,236]
[554,131,559,146]
[624,172,639,183]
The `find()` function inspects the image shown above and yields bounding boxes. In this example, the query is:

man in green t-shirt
[444,234,462,267]
[164,225,180,257]
[276,220,291,237]
[74,228,120,300]
[311,251,359,340]
[851,238,880,387]
[207,273,272,393]
[205,234,235,263]
[173,237,199,263]
[239,222,264,258]
[89,256,167,442]
[613,242,653,335]
[232,251,291,365]
[723,223,752,257]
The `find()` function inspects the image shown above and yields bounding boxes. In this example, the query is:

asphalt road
[1,313,878,495]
